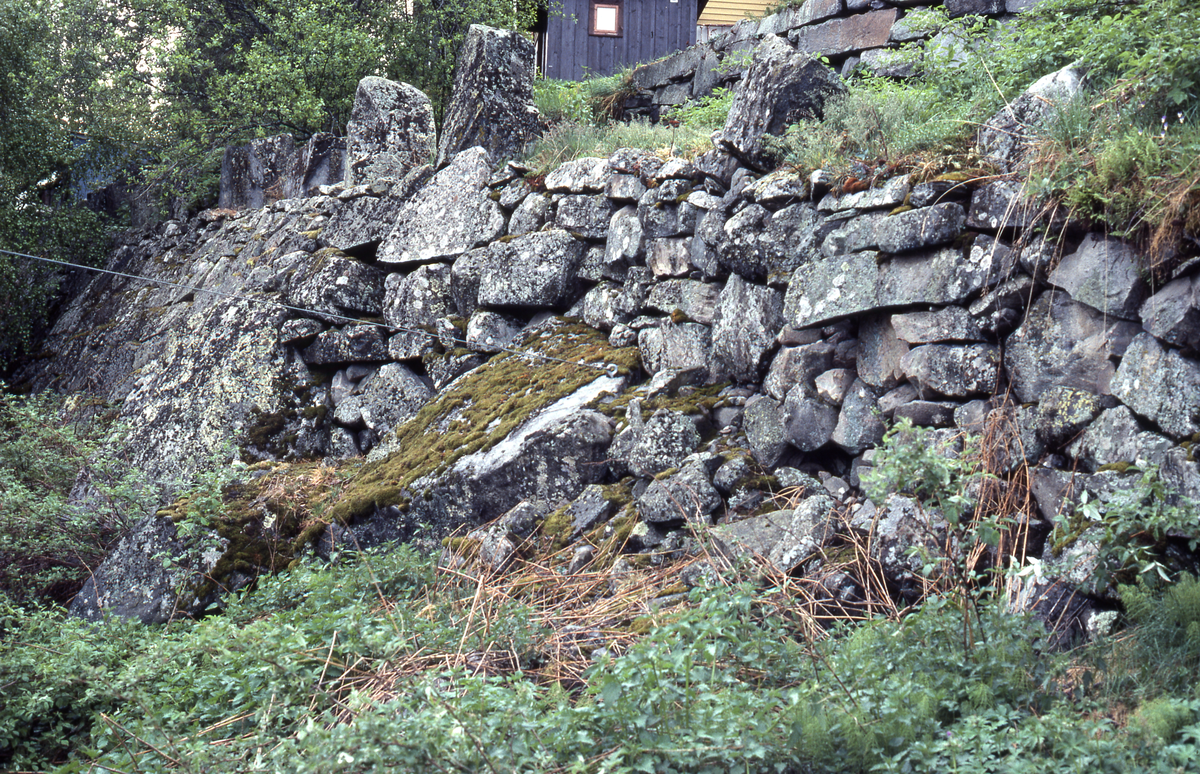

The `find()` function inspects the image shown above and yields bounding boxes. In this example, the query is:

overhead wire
[0,247,621,377]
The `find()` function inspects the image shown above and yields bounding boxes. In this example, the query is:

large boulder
[1110,332,1200,439]
[376,147,506,266]
[343,77,437,186]
[976,65,1087,172]
[436,25,541,168]
[70,515,230,624]
[1049,234,1148,321]
[718,36,845,170]
[476,229,585,309]
[710,273,784,383]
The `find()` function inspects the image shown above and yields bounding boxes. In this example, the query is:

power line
[1,247,620,376]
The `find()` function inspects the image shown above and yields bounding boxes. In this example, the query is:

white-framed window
[591,1,622,36]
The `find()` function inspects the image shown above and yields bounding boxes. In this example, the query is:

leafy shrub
[665,86,734,131]
[0,386,150,606]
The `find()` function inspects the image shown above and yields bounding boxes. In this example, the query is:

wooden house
[695,0,775,41]
[536,0,699,81]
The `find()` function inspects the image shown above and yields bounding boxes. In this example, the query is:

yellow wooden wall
[696,0,776,27]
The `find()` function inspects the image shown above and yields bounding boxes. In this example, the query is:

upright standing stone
[718,36,845,170]
[437,25,541,169]
[343,77,437,186]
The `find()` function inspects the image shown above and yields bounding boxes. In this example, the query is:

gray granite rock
[783,384,839,451]
[465,309,522,353]
[977,65,1087,172]
[285,250,386,320]
[1035,386,1104,448]
[383,263,454,331]
[557,194,614,240]
[711,273,784,383]
[874,203,966,254]
[302,325,389,364]
[343,77,436,187]
[476,229,585,309]
[718,36,845,170]
[1066,405,1173,472]
[545,157,611,192]
[626,410,703,477]
[1004,291,1142,403]
[744,395,789,466]
[639,321,712,378]
[764,340,836,399]
[436,25,540,167]
[901,343,1001,398]
[638,458,722,523]
[509,192,550,235]
[891,306,985,344]
[646,280,721,325]
[1049,234,1148,320]
[831,379,886,453]
[711,493,839,571]
[1110,332,1200,439]
[1140,272,1200,354]
[377,147,506,265]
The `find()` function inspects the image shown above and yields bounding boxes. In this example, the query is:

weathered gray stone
[605,205,645,273]
[333,362,432,436]
[856,314,909,390]
[509,192,550,235]
[784,243,1013,329]
[583,282,631,332]
[638,459,722,523]
[545,157,610,192]
[383,263,454,330]
[858,47,918,78]
[646,280,721,325]
[557,194,614,240]
[783,384,839,451]
[1005,291,1142,402]
[820,211,885,256]
[606,174,647,202]
[891,306,985,344]
[1066,405,1173,472]
[344,77,436,187]
[646,238,693,278]
[71,515,230,623]
[320,166,431,255]
[436,25,540,168]
[945,0,1005,15]
[965,180,1039,231]
[1140,273,1200,354]
[285,251,386,320]
[281,318,324,345]
[892,400,959,427]
[977,65,1086,172]
[744,395,789,466]
[1050,234,1148,320]
[449,247,488,318]
[1035,386,1103,448]
[1110,333,1200,439]
[498,178,532,209]
[476,229,585,309]
[831,379,885,453]
[864,494,945,586]
[711,274,784,383]
[377,147,506,265]
[817,175,910,213]
[790,9,900,56]
[627,410,702,477]
[639,321,712,377]
[874,203,966,254]
[746,169,809,204]
[983,403,1045,473]
[719,36,845,170]
[901,343,1001,398]
[466,309,522,353]
[814,368,857,405]
[764,340,835,399]
[638,180,699,238]
[711,493,839,571]
[569,484,617,536]
[718,202,823,282]
[302,325,389,364]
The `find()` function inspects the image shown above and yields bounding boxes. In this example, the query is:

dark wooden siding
[542,0,698,81]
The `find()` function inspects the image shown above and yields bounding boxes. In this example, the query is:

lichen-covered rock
[476,229,585,309]
[509,191,550,235]
[1004,291,1142,403]
[219,134,298,211]
[711,493,838,571]
[626,410,702,478]
[717,202,823,282]
[638,180,698,239]
[976,65,1086,172]
[377,147,506,266]
[605,205,645,273]
[1035,386,1104,448]
[719,36,844,170]
[466,309,522,353]
[637,458,722,523]
[1110,332,1200,439]
[1139,272,1200,354]
[436,25,540,168]
[710,273,784,383]
[744,395,789,466]
[285,250,386,320]
[831,379,885,454]
[646,280,721,326]
[556,194,614,240]
[874,203,966,254]
[783,384,839,451]
[343,77,437,186]
[646,237,693,278]
[890,306,985,344]
[1049,234,1148,320]
[70,515,230,624]
[383,264,454,332]
[568,484,617,536]
[1066,405,1173,472]
[545,157,611,193]
[333,362,433,439]
[302,325,390,365]
[321,166,431,255]
[639,321,712,377]
[965,180,1039,231]
[901,343,1000,399]
[583,282,630,332]
[764,339,835,399]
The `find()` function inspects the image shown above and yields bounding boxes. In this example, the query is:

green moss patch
[325,319,640,524]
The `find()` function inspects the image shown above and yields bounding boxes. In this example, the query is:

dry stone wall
[30,51,1200,633]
